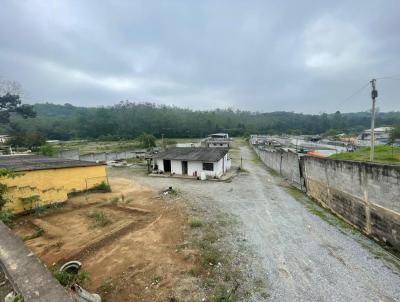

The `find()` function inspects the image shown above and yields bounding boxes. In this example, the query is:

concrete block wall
[303,157,400,250]
[59,149,146,162]
[253,144,400,250]
[254,147,303,189]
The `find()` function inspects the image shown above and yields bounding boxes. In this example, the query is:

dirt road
[114,144,400,301]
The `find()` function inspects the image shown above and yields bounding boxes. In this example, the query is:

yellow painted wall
[1,165,106,213]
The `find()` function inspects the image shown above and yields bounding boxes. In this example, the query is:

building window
[202,162,214,171]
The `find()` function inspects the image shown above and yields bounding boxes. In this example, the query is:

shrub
[90,181,111,192]
[87,211,112,227]
[39,144,58,156]
[0,208,14,224]
[53,270,89,288]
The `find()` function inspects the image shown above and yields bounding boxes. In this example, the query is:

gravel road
[113,145,400,301]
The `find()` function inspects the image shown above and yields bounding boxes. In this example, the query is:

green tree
[39,144,58,156]
[0,79,36,124]
[390,125,400,144]
[137,133,156,148]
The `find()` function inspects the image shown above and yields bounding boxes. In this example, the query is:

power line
[343,81,370,102]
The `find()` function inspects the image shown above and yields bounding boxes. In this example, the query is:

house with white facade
[0,135,10,144]
[152,147,230,178]
[357,127,393,145]
[203,133,231,148]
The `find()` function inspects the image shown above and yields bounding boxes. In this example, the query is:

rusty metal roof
[153,147,228,162]
[0,155,102,172]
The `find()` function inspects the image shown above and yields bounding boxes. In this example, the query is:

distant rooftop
[0,155,101,172]
[363,127,393,133]
[153,147,228,162]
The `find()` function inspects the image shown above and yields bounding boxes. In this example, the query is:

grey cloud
[0,0,399,113]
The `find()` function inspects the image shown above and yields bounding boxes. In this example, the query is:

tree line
[1,101,400,147]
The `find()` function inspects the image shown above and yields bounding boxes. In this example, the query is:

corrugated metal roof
[0,155,102,172]
[153,147,228,162]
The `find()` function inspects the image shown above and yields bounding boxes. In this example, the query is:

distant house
[152,147,230,178]
[0,135,10,144]
[357,127,393,145]
[0,155,107,213]
[203,133,231,148]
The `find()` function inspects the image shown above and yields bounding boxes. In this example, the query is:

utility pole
[370,79,378,161]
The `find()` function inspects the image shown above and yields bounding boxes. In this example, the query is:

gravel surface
[110,144,400,302]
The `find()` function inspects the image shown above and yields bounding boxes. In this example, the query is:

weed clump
[110,197,119,205]
[189,218,203,228]
[98,277,115,301]
[87,211,112,227]
[53,270,89,288]
[23,227,44,241]
[0,208,14,225]
[90,181,111,192]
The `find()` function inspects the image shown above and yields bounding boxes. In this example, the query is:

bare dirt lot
[109,141,400,302]
[13,178,204,301]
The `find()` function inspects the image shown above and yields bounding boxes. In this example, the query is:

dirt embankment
[13,177,204,302]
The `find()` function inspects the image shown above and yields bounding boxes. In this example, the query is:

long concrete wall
[303,157,400,250]
[254,147,304,190]
[57,149,147,162]
[253,145,400,250]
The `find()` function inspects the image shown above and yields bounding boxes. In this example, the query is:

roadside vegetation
[330,145,400,164]
[187,208,268,301]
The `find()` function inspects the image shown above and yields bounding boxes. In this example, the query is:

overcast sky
[1,1,399,113]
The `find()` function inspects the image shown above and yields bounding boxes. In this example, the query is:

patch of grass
[53,270,89,288]
[126,157,146,164]
[110,196,119,205]
[202,249,222,266]
[189,218,203,228]
[23,227,44,241]
[330,145,400,164]
[265,167,279,177]
[90,181,111,192]
[87,211,112,227]
[151,275,162,285]
[125,197,134,204]
[0,208,14,225]
[97,277,115,301]
[211,284,237,302]
[3,293,23,302]
[32,202,65,215]
[161,188,180,198]
[285,186,304,201]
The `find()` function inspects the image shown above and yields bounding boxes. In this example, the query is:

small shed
[152,147,231,178]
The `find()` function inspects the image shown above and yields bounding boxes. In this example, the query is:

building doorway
[181,161,188,175]
[163,160,171,172]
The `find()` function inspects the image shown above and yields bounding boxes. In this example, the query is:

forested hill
[7,102,400,140]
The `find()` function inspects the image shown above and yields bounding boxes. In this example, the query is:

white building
[204,133,231,148]
[152,147,231,178]
[357,127,393,145]
[0,135,10,144]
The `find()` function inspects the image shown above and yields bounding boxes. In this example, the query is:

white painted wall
[153,155,231,178]
[154,158,164,171]
[188,161,202,176]
[171,160,183,174]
